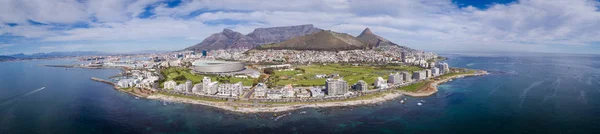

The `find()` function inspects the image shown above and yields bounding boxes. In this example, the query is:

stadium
[191,60,246,74]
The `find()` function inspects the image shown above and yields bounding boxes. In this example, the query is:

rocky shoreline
[92,70,488,113]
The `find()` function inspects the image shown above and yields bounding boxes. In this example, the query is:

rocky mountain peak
[360,28,373,36]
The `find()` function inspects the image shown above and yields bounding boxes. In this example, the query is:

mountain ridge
[184,24,322,51]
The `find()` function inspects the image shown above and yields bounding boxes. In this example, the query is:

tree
[264,68,275,74]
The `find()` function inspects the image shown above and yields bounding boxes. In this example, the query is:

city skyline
[2,0,600,55]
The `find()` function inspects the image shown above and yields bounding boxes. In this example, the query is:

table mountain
[256,30,368,51]
[184,24,322,51]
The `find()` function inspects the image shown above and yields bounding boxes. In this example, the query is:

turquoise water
[1,53,600,133]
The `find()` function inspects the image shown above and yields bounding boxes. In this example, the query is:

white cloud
[0,44,14,48]
[1,0,600,54]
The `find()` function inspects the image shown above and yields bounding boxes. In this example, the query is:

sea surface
[1,53,600,133]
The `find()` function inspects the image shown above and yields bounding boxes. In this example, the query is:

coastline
[147,92,402,113]
[92,70,488,113]
[399,70,489,97]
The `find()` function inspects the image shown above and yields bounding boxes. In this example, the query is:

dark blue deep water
[1,53,600,133]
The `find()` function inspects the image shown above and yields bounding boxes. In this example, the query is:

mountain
[356,28,417,51]
[186,29,247,51]
[256,30,368,51]
[184,24,322,51]
[6,51,107,59]
[0,56,16,61]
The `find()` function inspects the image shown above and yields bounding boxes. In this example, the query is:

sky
[1,0,600,55]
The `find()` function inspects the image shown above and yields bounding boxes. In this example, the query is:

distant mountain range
[184,24,322,51]
[5,51,107,59]
[186,24,420,52]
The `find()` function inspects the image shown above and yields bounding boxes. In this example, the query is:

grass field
[159,67,254,88]
[269,64,424,88]
[396,81,427,92]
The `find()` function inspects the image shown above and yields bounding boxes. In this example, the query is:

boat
[135,97,139,99]
[400,100,405,104]
[417,102,422,106]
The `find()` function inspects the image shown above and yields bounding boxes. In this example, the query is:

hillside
[356,28,417,52]
[256,30,368,51]
[184,24,321,51]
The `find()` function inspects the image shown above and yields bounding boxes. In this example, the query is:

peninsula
[76,24,487,113]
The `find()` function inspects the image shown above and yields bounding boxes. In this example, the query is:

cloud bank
[0,0,599,54]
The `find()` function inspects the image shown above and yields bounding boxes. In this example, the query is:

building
[192,84,202,94]
[353,80,368,91]
[431,67,440,76]
[401,52,407,62]
[117,79,138,88]
[401,71,412,82]
[254,83,267,98]
[216,82,243,97]
[174,84,186,92]
[388,73,402,84]
[413,71,426,80]
[191,60,245,74]
[266,90,283,99]
[163,80,177,90]
[429,62,436,69]
[425,69,432,78]
[282,84,295,98]
[201,77,218,95]
[325,78,349,96]
[185,80,193,93]
[374,77,388,89]
[436,62,450,74]
[202,50,208,56]
[310,87,325,98]
[296,89,311,98]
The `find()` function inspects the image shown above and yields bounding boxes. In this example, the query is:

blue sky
[1,0,600,55]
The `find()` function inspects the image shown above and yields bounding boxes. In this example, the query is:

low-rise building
[296,89,311,98]
[309,87,325,98]
[353,80,368,91]
[163,80,177,90]
[267,90,283,99]
[254,83,267,98]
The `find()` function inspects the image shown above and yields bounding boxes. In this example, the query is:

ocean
[1,53,600,133]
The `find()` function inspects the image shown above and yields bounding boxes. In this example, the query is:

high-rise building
[413,71,426,80]
[202,50,208,56]
[388,73,402,84]
[192,83,202,94]
[431,67,440,76]
[401,71,411,82]
[185,80,193,93]
[325,78,348,96]
[436,62,450,74]
[401,52,407,62]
